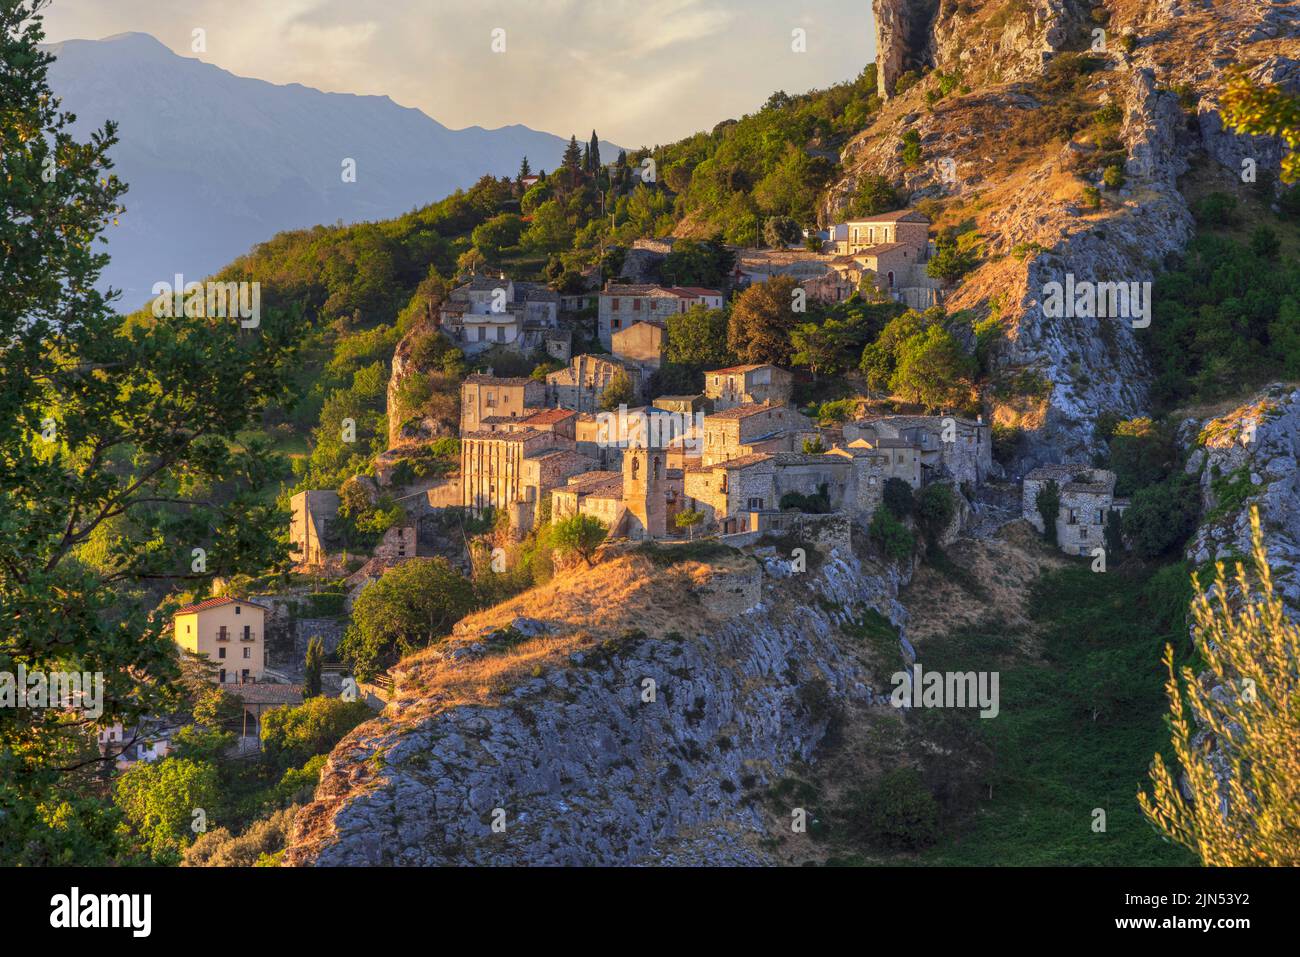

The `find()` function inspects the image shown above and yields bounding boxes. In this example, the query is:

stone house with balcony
[172,596,267,687]
[439,277,560,356]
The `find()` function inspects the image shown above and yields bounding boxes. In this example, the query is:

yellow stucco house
[173,596,267,685]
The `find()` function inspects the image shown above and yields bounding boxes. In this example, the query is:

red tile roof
[522,408,577,425]
[173,596,266,616]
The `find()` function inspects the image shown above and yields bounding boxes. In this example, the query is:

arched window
[631,457,640,479]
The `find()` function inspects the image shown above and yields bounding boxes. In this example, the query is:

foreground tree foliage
[1139,509,1300,866]
[0,0,307,863]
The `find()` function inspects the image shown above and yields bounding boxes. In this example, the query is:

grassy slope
[918,561,1197,865]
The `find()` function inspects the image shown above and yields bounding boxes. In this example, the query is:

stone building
[289,490,339,568]
[829,210,931,255]
[845,414,991,485]
[459,374,545,434]
[597,284,723,348]
[438,277,559,356]
[545,354,643,413]
[172,596,268,687]
[620,445,684,540]
[684,453,777,535]
[700,402,813,466]
[459,428,558,517]
[513,448,599,531]
[1022,465,1129,557]
[611,319,668,370]
[703,364,794,411]
[550,471,625,531]
[825,209,942,309]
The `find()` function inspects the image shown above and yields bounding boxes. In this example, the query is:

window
[1079,527,1088,539]
[218,647,226,659]
[243,647,251,659]
[234,605,241,615]
[219,669,226,683]
[611,298,619,311]
[633,298,642,311]
[241,669,250,682]
[747,497,765,510]
[242,625,251,641]
[217,626,229,641]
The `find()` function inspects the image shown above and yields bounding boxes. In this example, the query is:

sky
[40,0,876,148]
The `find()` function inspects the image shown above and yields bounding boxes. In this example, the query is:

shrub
[916,482,957,537]
[1123,473,1201,559]
[870,507,914,563]
[848,768,940,851]
[260,697,374,771]
[1193,192,1237,226]
[882,477,914,519]
[1036,480,1061,546]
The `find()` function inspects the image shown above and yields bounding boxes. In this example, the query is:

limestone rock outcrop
[284,531,911,865]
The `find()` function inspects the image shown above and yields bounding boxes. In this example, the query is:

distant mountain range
[44,32,622,307]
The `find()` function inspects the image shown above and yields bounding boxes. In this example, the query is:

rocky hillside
[1183,384,1300,620]
[843,0,1298,466]
[283,522,916,865]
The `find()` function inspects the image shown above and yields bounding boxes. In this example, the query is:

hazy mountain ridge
[44,32,620,305]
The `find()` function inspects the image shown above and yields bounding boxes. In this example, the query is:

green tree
[890,324,973,412]
[303,636,325,699]
[1123,474,1201,560]
[521,199,573,253]
[1036,480,1062,546]
[550,514,609,566]
[340,558,477,678]
[587,130,602,174]
[848,175,901,217]
[675,509,703,540]
[870,507,914,563]
[791,319,853,379]
[916,482,956,537]
[666,305,732,368]
[115,758,223,864]
[660,236,735,287]
[882,477,914,519]
[600,371,636,411]
[1140,509,1300,865]
[1221,72,1300,183]
[260,696,374,770]
[0,0,306,863]
[470,213,523,260]
[728,276,800,364]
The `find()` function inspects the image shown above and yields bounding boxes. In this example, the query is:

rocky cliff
[857,0,1298,466]
[1183,384,1300,621]
[284,525,914,865]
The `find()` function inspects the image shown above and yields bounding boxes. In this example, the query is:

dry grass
[389,551,753,717]
[903,519,1068,646]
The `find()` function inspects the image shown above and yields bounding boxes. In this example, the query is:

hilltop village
[93,204,1140,779]
[291,207,1122,597]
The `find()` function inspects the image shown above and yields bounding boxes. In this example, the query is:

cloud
[40,0,874,146]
